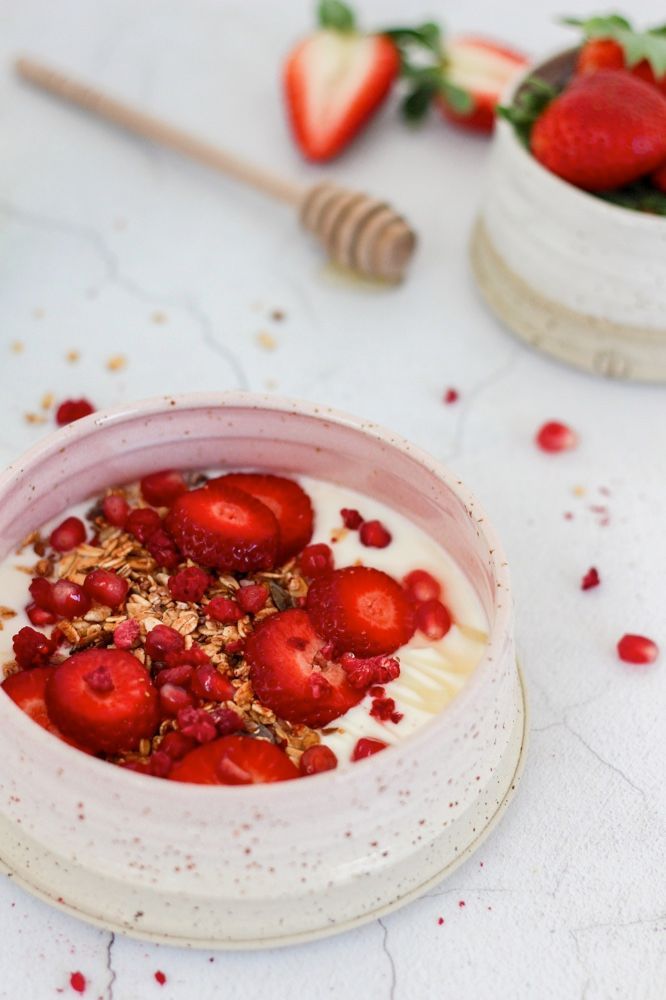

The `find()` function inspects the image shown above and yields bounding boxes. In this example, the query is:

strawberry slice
[284,1,399,161]
[169,735,299,785]
[437,37,529,133]
[1,667,86,748]
[245,609,363,726]
[211,473,313,564]
[45,648,159,754]
[165,483,279,572]
[306,566,415,656]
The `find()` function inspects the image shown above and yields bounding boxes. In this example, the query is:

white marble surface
[0,0,664,996]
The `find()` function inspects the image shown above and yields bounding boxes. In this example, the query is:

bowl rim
[0,390,513,800]
[497,43,666,230]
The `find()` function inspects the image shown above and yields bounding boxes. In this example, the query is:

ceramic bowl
[471,47,666,382]
[0,393,525,948]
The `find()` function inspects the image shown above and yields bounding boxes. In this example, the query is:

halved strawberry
[2,667,86,748]
[306,566,415,656]
[437,37,529,133]
[211,473,313,564]
[653,161,666,193]
[245,608,363,726]
[284,2,399,161]
[45,648,159,754]
[165,483,279,572]
[169,735,299,785]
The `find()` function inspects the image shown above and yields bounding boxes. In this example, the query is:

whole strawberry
[530,70,666,191]
[566,14,666,97]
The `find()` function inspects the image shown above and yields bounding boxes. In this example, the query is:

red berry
[51,579,91,619]
[359,519,392,548]
[300,744,338,775]
[140,470,187,507]
[126,507,161,543]
[443,388,459,404]
[210,473,314,564]
[370,696,402,724]
[403,569,441,604]
[415,599,452,640]
[340,508,363,530]
[208,706,245,735]
[176,706,217,744]
[617,634,659,665]
[339,651,400,689]
[581,567,600,591]
[246,608,364,726]
[307,566,415,656]
[102,494,129,528]
[149,750,173,778]
[29,576,54,611]
[535,421,578,453]
[159,683,194,716]
[55,399,94,426]
[298,543,334,578]
[169,734,299,785]
[206,596,242,624]
[165,645,210,670]
[113,618,140,650]
[165,484,279,572]
[46,648,159,754]
[351,737,387,761]
[49,516,86,552]
[190,663,235,702]
[83,569,129,608]
[168,566,211,603]
[26,602,57,627]
[237,583,268,615]
[146,529,181,570]
[159,730,196,760]
[145,625,184,662]
[154,664,193,688]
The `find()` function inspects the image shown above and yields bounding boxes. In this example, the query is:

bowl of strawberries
[0,392,523,947]
[471,14,666,382]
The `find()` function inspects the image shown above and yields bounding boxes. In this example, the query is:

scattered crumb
[32,307,45,320]
[437,916,444,926]
[589,503,610,527]
[443,388,459,404]
[264,378,278,390]
[154,970,167,986]
[599,485,611,497]
[572,485,586,497]
[563,512,574,521]
[66,350,80,364]
[458,900,466,908]
[256,331,277,351]
[10,341,24,354]
[41,392,55,411]
[581,567,600,591]
[24,412,47,425]
[151,311,167,325]
[106,354,127,372]
[270,308,286,322]
[479,861,484,867]
[329,527,348,545]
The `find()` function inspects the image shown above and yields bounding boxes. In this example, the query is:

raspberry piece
[168,566,211,603]
[113,618,140,650]
[55,398,94,426]
[102,493,130,528]
[415,599,452,640]
[155,664,193,688]
[165,483,279,572]
[50,579,91,619]
[340,508,363,529]
[146,529,181,570]
[49,516,86,553]
[46,648,159,753]
[208,706,245,735]
[190,663,235,702]
[403,569,441,604]
[617,634,659,665]
[339,652,400,689]
[237,583,268,615]
[26,603,57,627]
[145,625,185,662]
[126,507,161,543]
[307,567,415,656]
[169,734,299,785]
[210,473,314,563]
[300,744,338,775]
[581,567,600,591]
[536,421,578,453]
[140,470,187,507]
[165,645,210,670]
[359,520,392,549]
[370,696,403,723]
[176,706,217,744]
[298,543,334,579]
[149,750,173,778]
[443,388,459,404]
[83,569,129,609]
[29,576,54,611]
[351,737,388,761]
[206,596,242,624]
[159,683,194,716]
[159,730,196,760]
[309,671,332,698]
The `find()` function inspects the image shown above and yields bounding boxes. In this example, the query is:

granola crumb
[24,412,47,425]
[66,349,81,364]
[106,354,127,372]
[572,485,586,497]
[151,311,167,325]
[41,391,55,411]
[256,331,277,351]
[270,309,286,322]
[10,341,24,354]
[264,378,278,390]
[32,307,45,320]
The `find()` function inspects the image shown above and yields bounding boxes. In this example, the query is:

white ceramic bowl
[471,47,666,382]
[0,393,525,948]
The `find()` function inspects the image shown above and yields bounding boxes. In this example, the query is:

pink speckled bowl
[0,393,525,948]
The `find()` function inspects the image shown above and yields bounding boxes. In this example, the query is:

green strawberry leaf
[596,180,666,216]
[401,81,438,124]
[384,22,442,57]
[439,81,474,114]
[497,76,558,146]
[318,0,356,33]
[563,13,666,78]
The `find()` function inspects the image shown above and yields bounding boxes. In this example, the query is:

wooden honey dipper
[15,56,417,283]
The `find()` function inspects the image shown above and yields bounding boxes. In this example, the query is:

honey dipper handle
[15,56,304,206]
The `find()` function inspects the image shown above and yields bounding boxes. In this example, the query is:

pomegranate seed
[51,579,91,618]
[155,664,193,688]
[165,644,210,669]
[149,750,173,778]
[69,971,87,995]
[84,666,115,694]
[49,516,86,553]
[102,494,129,528]
[208,706,245,735]
[83,568,129,608]
[26,602,57,627]
[207,596,242,624]
[443,388,459,404]
[168,566,210,603]
[113,618,140,649]
[145,625,185,662]
[29,576,54,611]
[237,583,268,615]
[359,520,392,548]
[146,529,181,570]
[617,634,659,665]
[535,421,578,453]
[339,652,400,689]
[126,508,161,543]
[140,470,186,507]
[190,663,235,702]
[12,626,55,668]
[300,744,338,775]
[351,737,388,761]
[415,599,452,640]
[154,971,167,986]
[55,399,94,426]
[177,706,217,744]
[309,672,332,698]
[159,683,193,716]
[581,567,600,591]
[403,569,441,604]
[298,543,334,578]
[159,731,195,760]
[340,508,363,530]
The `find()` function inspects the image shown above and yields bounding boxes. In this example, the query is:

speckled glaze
[0,393,524,948]
[472,48,666,382]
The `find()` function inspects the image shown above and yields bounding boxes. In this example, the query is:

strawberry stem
[563,14,666,77]
[497,76,557,145]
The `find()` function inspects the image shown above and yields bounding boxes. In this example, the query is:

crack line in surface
[377,918,396,1000]
[105,931,116,1000]
[443,347,521,465]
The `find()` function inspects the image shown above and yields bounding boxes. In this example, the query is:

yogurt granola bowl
[0,393,525,948]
